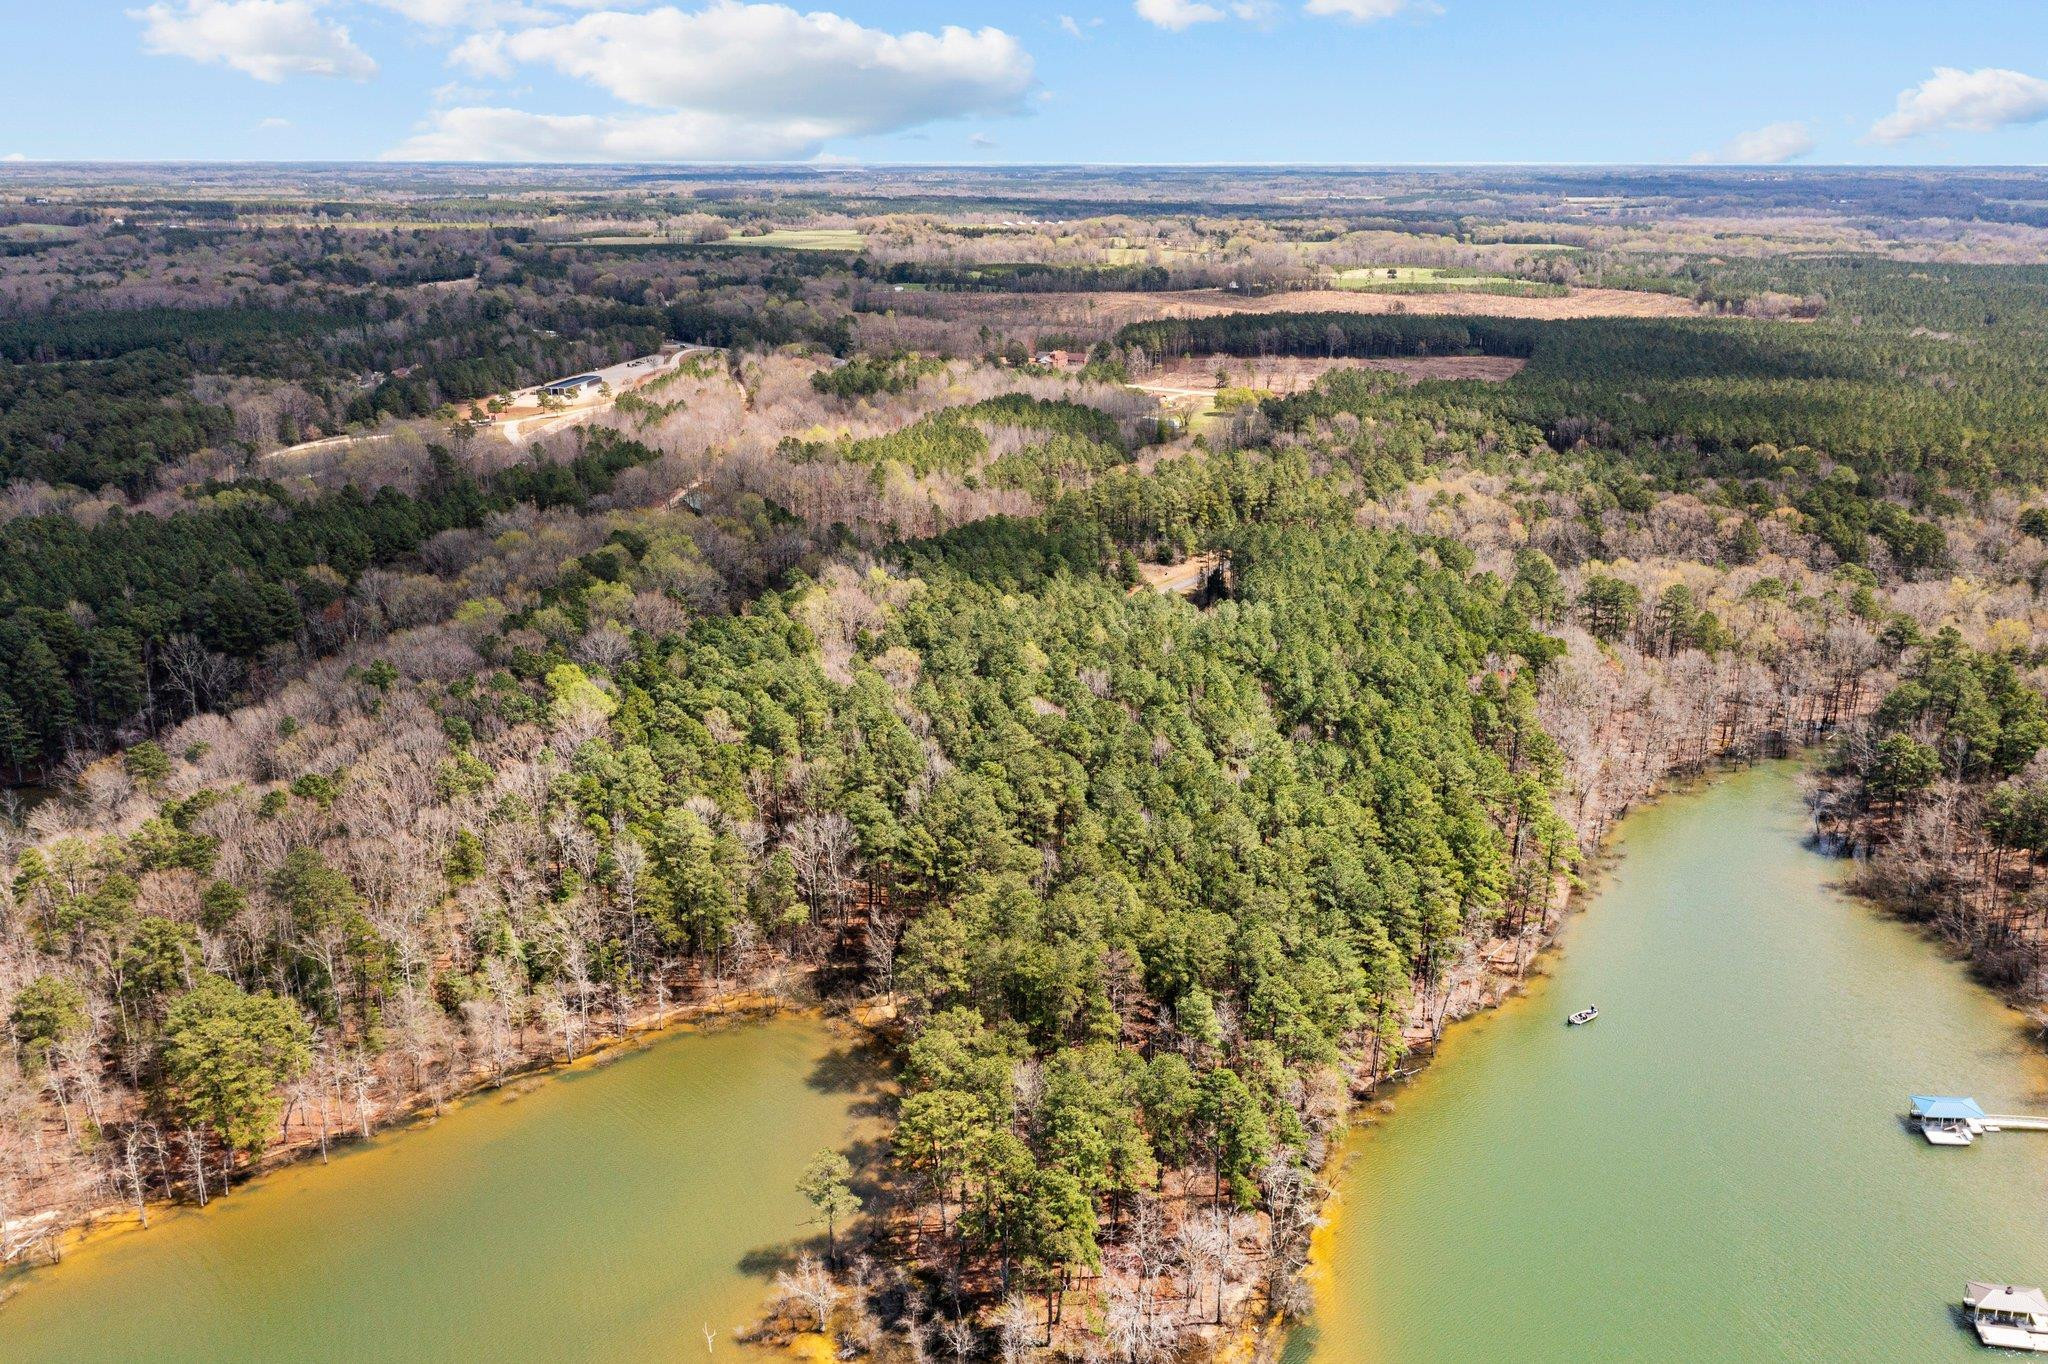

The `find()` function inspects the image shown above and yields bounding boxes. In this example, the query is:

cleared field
[1179,286,1697,319]
[1100,243,1197,265]
[919,285,1704,337]
[709,228,863,251]
[1330,266,1529,290]
[0,223,79,240]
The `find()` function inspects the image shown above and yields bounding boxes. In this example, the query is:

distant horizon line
[2,159,2046,173]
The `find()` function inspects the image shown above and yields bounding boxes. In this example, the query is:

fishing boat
[1567,1005,1599,1026]
[1963,1283,2048,1352]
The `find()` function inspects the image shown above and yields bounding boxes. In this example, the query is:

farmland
[1328,265,1563,296]
[708,227,864,251]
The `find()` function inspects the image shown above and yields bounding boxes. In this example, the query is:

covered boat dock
[1964,1283,2048,1352]
[1913,1095,1988,1145]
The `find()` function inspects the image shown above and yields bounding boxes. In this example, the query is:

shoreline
[2,760,1790,1356]
[1263,758,2048,1361]
[1237,760,1763,1363]
[1,970,844,1289]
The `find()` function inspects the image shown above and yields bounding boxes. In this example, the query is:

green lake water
[0,1015,877,1363]
[1292,763,2048,1363]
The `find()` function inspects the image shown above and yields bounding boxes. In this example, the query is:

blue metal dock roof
[1911,1095,1987,1121]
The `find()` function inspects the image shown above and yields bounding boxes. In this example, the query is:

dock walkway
[1911,1096,2048,1145]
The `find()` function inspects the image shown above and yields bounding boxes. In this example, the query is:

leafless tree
[776,1252,840,1332]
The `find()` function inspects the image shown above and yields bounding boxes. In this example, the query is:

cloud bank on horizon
[1691,122,1818,167]
[74,0,2048,163]
[395,4,1035,160]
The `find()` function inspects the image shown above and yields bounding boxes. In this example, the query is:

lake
[1292,763,2048,1362]
[0,1015,876,1363]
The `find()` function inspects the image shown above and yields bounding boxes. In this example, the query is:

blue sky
[7,0,2048,164]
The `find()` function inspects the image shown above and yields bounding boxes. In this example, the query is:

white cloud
[448,29,512,76]
[1303,0,1434,20]
[1690,120,1816,165]
[1140,0,1428,30]
[1870,66,2048,144]
[2,153,26,163]
[389,2,1035,162]
[132,0,377,82]
[363,0,631,27]
[365,0,534,24]
[256,116,295,129]
[1134,0,1225,31]
[497,3,1030,115]
[1058,14,1103,39]
[431,79,525,104]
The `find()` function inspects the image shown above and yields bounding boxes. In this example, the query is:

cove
[0,1016,875,1364]
[1292,763,2048,1362]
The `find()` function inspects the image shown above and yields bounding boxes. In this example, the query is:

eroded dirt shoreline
[2,969,827,1281]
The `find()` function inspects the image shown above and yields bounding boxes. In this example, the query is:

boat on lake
[1963,1283,2048,1352]
[1566,1006,1599,1026]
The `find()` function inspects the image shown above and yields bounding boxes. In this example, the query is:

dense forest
[1122,289,2048,498]
[0,434,663,768]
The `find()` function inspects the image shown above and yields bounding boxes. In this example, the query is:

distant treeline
[870,261,1181,293]
[1117,313,1544,361]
